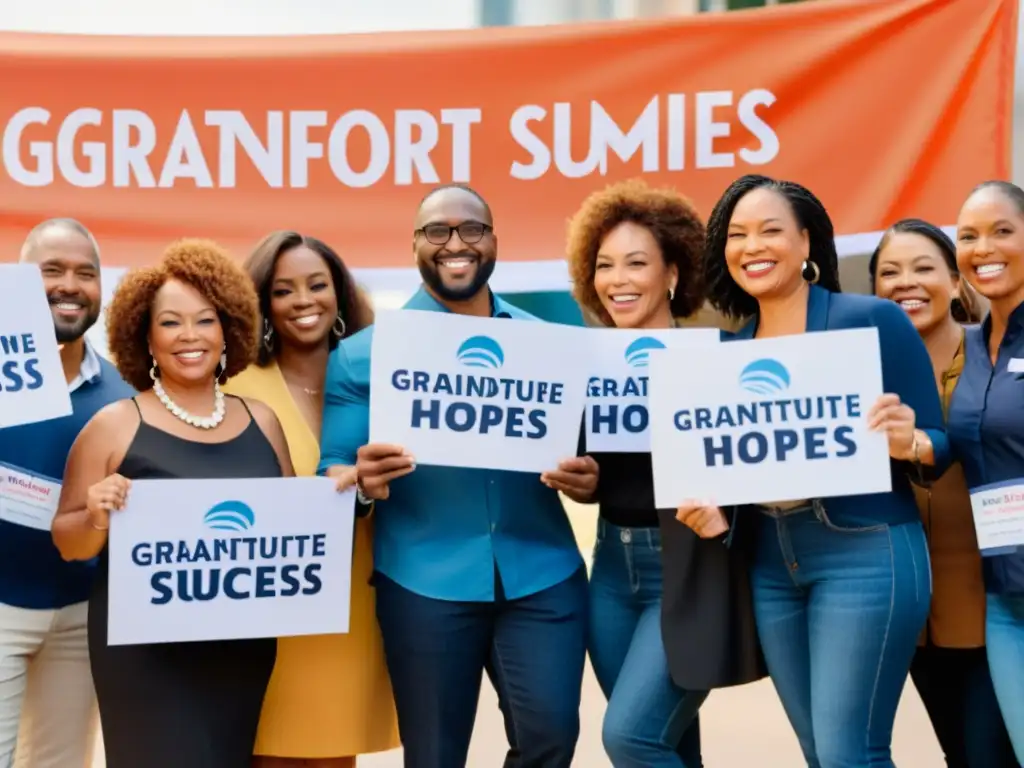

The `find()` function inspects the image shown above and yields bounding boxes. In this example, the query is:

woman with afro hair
[52,239,296,768]
[567,179,765,768]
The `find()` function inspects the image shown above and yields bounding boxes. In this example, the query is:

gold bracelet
[911,432,921,464]
[89,517,109,531]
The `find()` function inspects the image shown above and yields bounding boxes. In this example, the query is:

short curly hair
[566,178,705,326]
[105,239,260,391]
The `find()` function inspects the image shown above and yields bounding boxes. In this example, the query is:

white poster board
[107,477,354,646]
[0,265,72,428]
[649,328,891,508]
[369,309,591,473]
[584,327,719,453]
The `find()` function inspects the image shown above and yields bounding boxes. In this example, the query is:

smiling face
[267,245,339,351]
[724,187,810,303]
[874,231,959,335]
[957,187,1024,310]
[414,188,496,302]
[593,221,677,329]
[23,226,102,343]
[148,278,224,385]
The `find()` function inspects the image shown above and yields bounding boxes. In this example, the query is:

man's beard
[51,302,101,343]
[419,257,496,302]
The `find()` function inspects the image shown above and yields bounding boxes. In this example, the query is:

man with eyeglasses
[318,183,597,768]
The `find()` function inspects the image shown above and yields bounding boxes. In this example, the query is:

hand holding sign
[355,443,416,501]
[867,393,917,461]
[675,502,729,539]
[325,465,358,492]
[541,456,599,503]
[86,473,131,531]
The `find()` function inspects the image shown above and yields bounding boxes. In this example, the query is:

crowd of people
[1,172,1023,768]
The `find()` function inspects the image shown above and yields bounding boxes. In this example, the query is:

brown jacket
[912,333,986,648]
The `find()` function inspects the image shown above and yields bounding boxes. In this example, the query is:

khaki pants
[0,601,97,768]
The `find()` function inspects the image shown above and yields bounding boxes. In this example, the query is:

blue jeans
[751,505,930,768]
[986,593,1024,764]
[375,568,588,768]
[588,520,706,768]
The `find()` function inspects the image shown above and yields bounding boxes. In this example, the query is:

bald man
[0,219,132,767]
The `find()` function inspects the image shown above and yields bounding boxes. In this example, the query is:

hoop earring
[332,314,347,340]
[262,318,275,351]
[668,287,676,302]
[801,260,821,285]
[149,360,160,381]
[216,347,227,380]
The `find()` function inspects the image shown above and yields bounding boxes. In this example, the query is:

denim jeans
[751,504,930,768]
[986,593,1024,764]
[375,568,588,768]
[588,520,707,768]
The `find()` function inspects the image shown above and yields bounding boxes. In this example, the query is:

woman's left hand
[867,393,917,461]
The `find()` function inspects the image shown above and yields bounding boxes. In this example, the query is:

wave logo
[203,500,256,532]
[739,358,791,395]
[456,335,505,369]
[624,336,667,368]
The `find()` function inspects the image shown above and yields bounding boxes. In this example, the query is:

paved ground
[92,498,945,767]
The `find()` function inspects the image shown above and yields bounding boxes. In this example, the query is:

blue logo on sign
[456,336,505,369]
[203,500,255,532]
[739,359,791,395]
[624,336,666,368]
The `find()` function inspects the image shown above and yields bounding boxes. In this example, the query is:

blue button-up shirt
[317,287,583,602]
[948,302,1024,594]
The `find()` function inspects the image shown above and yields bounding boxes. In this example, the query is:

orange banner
[0,0,1015,273]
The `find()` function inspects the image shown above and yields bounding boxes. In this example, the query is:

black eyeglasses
[415,221,492,246]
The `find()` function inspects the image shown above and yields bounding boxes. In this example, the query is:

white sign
[107,477,354,646]
[649,328,891,508]
[969,480,1024,555]
[0,265,71,429]
[369,309,590,473]
[0,462,61,531]
[585,328,719,453]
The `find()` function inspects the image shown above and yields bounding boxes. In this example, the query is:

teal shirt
[317,287,583,602]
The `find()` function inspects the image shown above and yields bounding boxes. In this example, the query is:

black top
[591,451,659,527]
[89,396,282,768]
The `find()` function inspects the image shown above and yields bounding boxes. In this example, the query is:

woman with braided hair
[677,175,949,767]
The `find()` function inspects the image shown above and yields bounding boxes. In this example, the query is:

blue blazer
[727,285,951,529]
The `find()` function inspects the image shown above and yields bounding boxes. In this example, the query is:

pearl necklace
[152,378,226,429]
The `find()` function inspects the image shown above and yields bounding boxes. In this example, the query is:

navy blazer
[726,285,951,529]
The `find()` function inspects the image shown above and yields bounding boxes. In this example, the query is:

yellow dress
[224,363,400,758]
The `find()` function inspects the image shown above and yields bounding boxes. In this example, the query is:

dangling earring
[217,345,227,380]
[149,359,160,381]
[332,314,347,340]
[668,286,676,302]
[801,260,821,285]
[262,318,275,351]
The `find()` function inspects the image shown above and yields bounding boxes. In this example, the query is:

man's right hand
[355,443,416,501]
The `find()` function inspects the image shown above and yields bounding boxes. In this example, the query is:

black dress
[592,450,767,691]
[89,397,281,768]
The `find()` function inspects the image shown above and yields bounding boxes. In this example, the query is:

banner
[0,0,1014,294]
[0,265,72,428]
[585,327,719,453]
[107,477,354,646]
[369,309,590,473]
[648,329,890,508]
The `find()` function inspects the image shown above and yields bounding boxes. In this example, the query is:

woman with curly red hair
[51,239,296,768]
[567,179,764,768]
